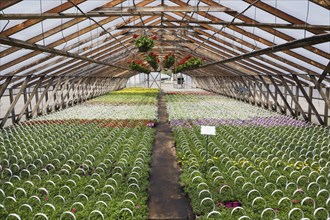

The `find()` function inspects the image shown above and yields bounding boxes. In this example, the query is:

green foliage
[163,53,175,69]
[145,52,159,71]
[135,35,155,52]
[176,55,204,72]
[0,123,155,219]
[129,60,151,74]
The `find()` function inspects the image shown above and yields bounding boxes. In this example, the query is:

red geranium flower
[133,34,139,39]
[71,208,77,213]
[152,35,158,40]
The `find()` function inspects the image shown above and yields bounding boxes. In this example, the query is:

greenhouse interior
[0,0,329,219]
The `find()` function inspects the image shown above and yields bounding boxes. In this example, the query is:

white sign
[201,126,216,135]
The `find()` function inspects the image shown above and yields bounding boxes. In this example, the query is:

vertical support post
[9,88,15,125]
[23,88,29,120]
[324,87,329,126]
[308,85,313,121]
[283,86,287,114]
[274,86,278,112]
[295,85,299,117]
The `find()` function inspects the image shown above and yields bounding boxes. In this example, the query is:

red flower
[45,197,49,201]
[133,34,139,39]
[157,59,160,63]
[71,208,77,213]
[152,35,158,40]
[202,57,206,60]
[292,199,299,204]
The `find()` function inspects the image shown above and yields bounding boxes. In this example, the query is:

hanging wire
[40,0,46,46]
[133,0,145,27]
[68,0,130,53]
[120,1,127,25]
[0,9,10,33]
[60,0,68,49]
[252,5,258,51]
[76,6,80,54]
[304,0,310,38]
[272,0,277,45]
[193,0,261,53]
[89,19,93,49]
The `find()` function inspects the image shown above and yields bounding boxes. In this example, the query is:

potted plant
[163,52,175,69]
[176,55,205,73]
[133,34,157,52]
[145,52,159,71]
[129,60,151,74]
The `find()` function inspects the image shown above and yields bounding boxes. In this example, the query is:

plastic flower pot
[138,46,149,52]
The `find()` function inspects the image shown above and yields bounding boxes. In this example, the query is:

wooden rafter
[0,35,129,70]
[1,0,85,37]
[165,8,328,82]
[0,76,31,128]
[307,0,330,10]
[317,61,330,84]
[170,20,330,31]
[242,0,326,35]
[181,0,330,63]
[291,74,324,124]
[201,33,330,68]
[0,0,22,10]
[0,6,234,20]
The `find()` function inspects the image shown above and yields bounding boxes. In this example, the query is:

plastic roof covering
[0,0,329,87]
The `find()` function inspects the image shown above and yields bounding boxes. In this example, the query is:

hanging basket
[138,46,150,52]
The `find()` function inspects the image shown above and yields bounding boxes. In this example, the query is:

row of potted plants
[165,92,329,219]
[0,121,155,219]
[165,93,282,121]
[35,87,159,121]
[173,125,329,219]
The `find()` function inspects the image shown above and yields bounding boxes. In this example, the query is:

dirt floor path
[148,91,194,220]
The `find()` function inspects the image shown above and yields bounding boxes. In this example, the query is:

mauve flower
[71,208,77,213]
[45,197,49,201]
[274,208,279,213]
[292,199,299,204]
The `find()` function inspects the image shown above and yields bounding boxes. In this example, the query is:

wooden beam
[201,33,330,68]
[310,0,330,9]
[31,77,58,117]
[0,76,31,128]
[0,0,22,10]
[42,79,63,114]
[94,6,234,12]
[278,75,309,121]
[242,0,325,35]
[291,74,324,125]
[163,12,326,84]
[0,77,13,98]
[2,0,85,37]
[325,87,330,125]
[118,25,206,30]
[309,75,330,110]
[0,35,129,71]
[16,76,45,122]
[175,0,329,67]
[317,61,330,84]
[0,6,234,20]
[171,20,330,30]
[258,76,284,112]
[267,75,295,116]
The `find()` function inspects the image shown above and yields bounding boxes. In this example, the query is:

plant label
[201,126,216,135]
